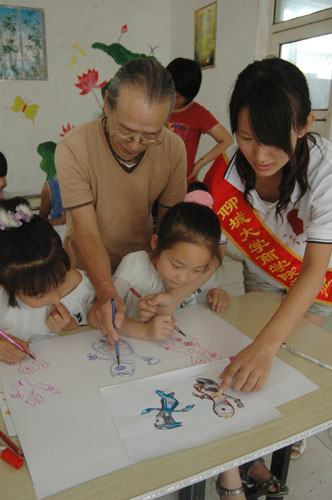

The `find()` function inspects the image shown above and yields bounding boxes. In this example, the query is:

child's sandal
[240,457,289,497]
[216,480,244,497]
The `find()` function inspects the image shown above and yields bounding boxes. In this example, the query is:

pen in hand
[0,329,35,360]
[129,287,186,337]
[111,299,121,366]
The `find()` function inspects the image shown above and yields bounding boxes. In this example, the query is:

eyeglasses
[108,116,163,147]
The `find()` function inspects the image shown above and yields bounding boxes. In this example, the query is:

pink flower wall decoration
[60,122,74,137]
[74,69,107,95]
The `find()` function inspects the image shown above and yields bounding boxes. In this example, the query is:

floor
[159,242,332,500]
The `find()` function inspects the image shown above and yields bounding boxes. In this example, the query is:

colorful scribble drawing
[17,356,49,375]
[192,378,244,418]
[87,338,160,377]
[9,379,61,406]
[159,335,222,365]
[141,390,195,430]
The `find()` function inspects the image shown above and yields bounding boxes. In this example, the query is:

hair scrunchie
[184,190,214,209]
[0,204,32,230]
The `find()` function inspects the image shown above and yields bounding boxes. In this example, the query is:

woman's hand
[218,339,278,393]
[0,334,29,364]
[138,292,177,322]
[187,158,206,181]
[146,314,175,340]
[206,288,229,312]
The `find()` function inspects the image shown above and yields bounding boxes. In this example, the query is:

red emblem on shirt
[287,209,304,236]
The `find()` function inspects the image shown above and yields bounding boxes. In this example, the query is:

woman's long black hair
[229,57,316,216]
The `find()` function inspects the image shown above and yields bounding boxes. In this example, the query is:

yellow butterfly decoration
[10,96,39,123]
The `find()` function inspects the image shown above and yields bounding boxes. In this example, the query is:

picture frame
[194,1,217,69]
[0,5,47,80]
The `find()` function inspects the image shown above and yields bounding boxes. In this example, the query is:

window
[269,1,332,139]
[274,0,332,22]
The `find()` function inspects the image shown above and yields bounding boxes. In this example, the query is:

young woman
[211,56,332,395]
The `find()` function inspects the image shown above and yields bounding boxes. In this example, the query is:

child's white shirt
[113,250,218,318]
[0,270,95,342]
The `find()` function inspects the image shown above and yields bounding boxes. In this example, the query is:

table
[1,293,332,500]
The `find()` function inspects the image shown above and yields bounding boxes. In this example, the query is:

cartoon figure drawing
[17,356,49,375]
[9,379,61,406]
[141,390,195,430]
[87,338,160,377]
[192,378,244,418]
[159,335,223,365]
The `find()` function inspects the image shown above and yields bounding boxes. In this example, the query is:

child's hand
[138,293,177,322]
[206,288,229,312]
[0,334,29,364]
[46,302,77,332]
[146,314,175,340]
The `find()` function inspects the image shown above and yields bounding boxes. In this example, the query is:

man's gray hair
[107,58,175,112]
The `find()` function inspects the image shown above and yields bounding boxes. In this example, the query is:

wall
[169,0,260,179]
[0,0,171,194]
[1,0,263,193]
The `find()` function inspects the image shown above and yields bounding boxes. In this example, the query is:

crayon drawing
[17,356,49,375]
[159,334,222,365]
[192,377,244,418]
[141,389,195,430]
[87,338,160,377]
[9,379,61,406]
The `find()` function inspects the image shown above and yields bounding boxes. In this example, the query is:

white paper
[0,382,16,435]
[0,305,319,499]
[101,361,281,462]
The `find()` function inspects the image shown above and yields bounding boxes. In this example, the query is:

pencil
[129,287,186,337]
[281,343,332,372]
[111,299,120,366]
[0,329,35,360]
[0,429,24,457]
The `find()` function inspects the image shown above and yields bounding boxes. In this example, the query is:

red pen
[0,429,24,458]
[129,287,186,336]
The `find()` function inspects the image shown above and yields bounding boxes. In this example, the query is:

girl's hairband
[0,204,32,231]
[184,190,214,209]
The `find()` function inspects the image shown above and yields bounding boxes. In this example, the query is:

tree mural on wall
[0,6,46,80]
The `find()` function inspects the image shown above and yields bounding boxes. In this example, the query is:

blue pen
[111,299,120,366]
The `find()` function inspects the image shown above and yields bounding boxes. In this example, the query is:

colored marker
[281,343,332,372]
[0,329,35,360]
[111,299,120,366]
[0,429,24,457]
[0,446,24,469]
[129,287,186,337]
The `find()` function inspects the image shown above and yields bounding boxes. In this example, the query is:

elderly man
[56,58,187,342]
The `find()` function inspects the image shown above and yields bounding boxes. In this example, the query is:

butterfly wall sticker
[10,96,39,124]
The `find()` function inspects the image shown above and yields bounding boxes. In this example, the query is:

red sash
[213,177,332,304]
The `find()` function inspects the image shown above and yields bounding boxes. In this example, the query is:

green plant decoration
[91,42,152,66]
[37,141,57,180]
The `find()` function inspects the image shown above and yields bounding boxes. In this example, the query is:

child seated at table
[0,196,96,364]
[109,193,229,340]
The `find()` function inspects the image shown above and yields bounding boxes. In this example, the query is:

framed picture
[0,5,47,80]
[194,1,217,69]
